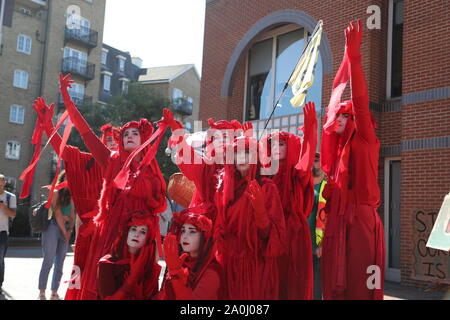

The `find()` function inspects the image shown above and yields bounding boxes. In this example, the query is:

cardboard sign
[427,193,450,251]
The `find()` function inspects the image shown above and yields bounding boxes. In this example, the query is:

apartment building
[0,0,106,205]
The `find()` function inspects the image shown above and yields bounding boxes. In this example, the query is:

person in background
[0,174,17,295]
[38,171,74,300]
[307,152,327,300]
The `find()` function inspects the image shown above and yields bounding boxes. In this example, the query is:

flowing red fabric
[159,208,224,300]
[261,130,316,300]
[213,138,286,300]
[97,213,161,300]
[77,120,167,300]
[173,119,243,224]
[19,110,68,198]
[320,46,385,300]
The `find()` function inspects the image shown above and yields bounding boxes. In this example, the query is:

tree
[67,82,178,181]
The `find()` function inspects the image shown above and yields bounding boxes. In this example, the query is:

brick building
[98,43,145,104]
[0,0,106,205]
[139,64,201,132]
[200,0,450,289]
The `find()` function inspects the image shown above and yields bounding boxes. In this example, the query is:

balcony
[16,0,47,9]
[62,57,95,81]
[173,98,193,116]
[64,25,98,49]
[57,93,92,110]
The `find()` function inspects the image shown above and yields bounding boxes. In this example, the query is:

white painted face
[271,139,287,161]
[105,135,118,150]
[235,149,252,175]
[123,128,141,152]
[335,113,349,135]
[127,225,148,249]
[180,223,202,257]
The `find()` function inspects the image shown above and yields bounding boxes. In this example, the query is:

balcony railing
[173,98,193,116]
[64,25,98,48]
[62,57,95,80]
[58,93,93,109]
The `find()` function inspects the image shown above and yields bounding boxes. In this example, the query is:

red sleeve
[61,83,109,168]
[259,180,287,257]
[175,138,207,182]
[350,56,377,143]
[97,260,120,300]
[80,131,110,168]
[171,268,221,300]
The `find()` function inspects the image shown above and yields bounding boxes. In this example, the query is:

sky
[103,0,206,75]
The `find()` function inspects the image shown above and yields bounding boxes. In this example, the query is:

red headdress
[119,119,154,156]
[169,207,213,240]
[260,131,302,210]
[106,210,161,299]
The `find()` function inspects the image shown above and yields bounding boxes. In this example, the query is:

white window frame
[102,72,112,91]
[9,105,25,124]
[13,70,29,89]
[101,48,109,65]
[17,34,32,54]
[117,55,126,71]
[5,141,21,160]
[119,77,129,94]
[243,24,309,122]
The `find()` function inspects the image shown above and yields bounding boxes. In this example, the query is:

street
[0,246,447,300]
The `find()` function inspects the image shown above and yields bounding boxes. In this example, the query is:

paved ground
[0,246,448,300]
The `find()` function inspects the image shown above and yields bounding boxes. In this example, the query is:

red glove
[247,180,270,229]
[163,234,188,275]
[126,244,151,285]
[59,73,91,135]
[33,98,54,125]
[296,101,317,173]
[345,19,363,60]
[162,108,183,131]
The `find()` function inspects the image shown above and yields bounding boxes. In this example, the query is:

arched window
[245,24,322,128]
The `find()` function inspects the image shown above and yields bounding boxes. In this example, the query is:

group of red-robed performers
[21,20,385,300]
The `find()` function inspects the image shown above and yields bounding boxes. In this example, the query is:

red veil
[97,211,161,300]
[213,136,286,300]
[159,207,224,300]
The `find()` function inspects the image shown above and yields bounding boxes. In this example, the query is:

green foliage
[67,82,178,181]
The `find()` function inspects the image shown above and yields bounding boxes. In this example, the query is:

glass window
[103,74,111,91]
[101,50,108,65]
[5,141,21,160]
[121,80,129,94]
[13,70,29,89]
[117,57,126,71]
[9,105,25,124]
[68,83,85,104]
[245,27,323,121]
[390,0,403,97]
[17,34,32,54]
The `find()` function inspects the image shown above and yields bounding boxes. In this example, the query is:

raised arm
[59,73,110,167]
[33,98,63,153]
[296,101,318,177]
[346,20,377,143]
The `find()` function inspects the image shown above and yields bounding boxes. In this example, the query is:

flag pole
[258,20,323,140]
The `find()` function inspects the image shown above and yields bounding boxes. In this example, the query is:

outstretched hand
[247,180,270,229]
[345,19,363,60]
[33,98,54,123]
[59,73,74,90]
[163,234,187,272]
[301,101,317,134]
[160,108,183,131]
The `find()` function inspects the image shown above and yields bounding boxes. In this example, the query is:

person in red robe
[167,109,246,224]
[97,211,161,300]
[32,98,120,300]
[57,74,168,299]
[260,101,317,300]
[214,136,286,299]
[158,207,223,300]
[320,20,385,300]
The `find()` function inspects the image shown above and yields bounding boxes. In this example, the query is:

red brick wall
[201,0,450,289]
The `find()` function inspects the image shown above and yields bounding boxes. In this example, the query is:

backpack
[29,202,51,233]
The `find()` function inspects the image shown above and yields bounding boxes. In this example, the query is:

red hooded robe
[214,137,286,300]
